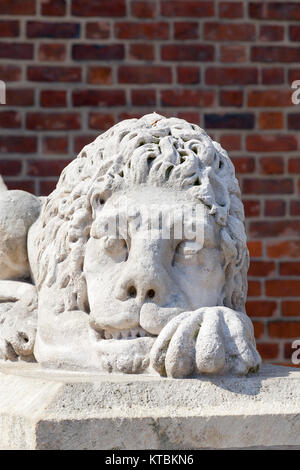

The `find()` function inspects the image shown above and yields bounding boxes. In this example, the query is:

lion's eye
[102,236,128,262]
[173,240,202,265]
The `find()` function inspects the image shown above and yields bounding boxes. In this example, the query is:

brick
[251,221,300,238]
[246,135,297,152]
[43,136,68,154]
[39,44,66,62]
[233,157,255,173]
[161,90,215,107]
[6,89,34,106]
[268,321,300,338]
[248,261,276,277]
[204,23,255,41]
[27,159,70,177]
[27,66,81,82]
[247,281,261,297]
[247,241,262,257]
[243,178,293,195]
[290,26,300,43]
[257,343,279,360]
[129,44,154,61]
[291,200,300,216]
[289,69,300,83]
[251,46,300,63]
[0,111,21,128]
[27,21,80,38]
[72,0,126,16]
[204,113,254,130]
[72,44,124,61]
[267,241,300,258]
[88,113,115,130]
[119,66,172,84]
[42,0,66,16]
[177,112,200,126]
[131,90,156,106]
[252,321,264,339]
[220,45,246,63]
[87,67,112,85]
[177,66,200,85]
[72,90,126,107]
[0,136,37,153]
[220,90,243,107]
[259,157,284,174]
[249,2,300,21]
[280,262,300,276]
[206,67,258,85]
[174,22,198,40]
[219,2,243,18]
[39,180,57,196]
[115,22,169,40]
[248,90,292,107]
[246,301,277,318]
[0,65,21,82]
[0,160,22,176]
[26,112,81,130]
[259,25,284,42]
[86,22,110,39]
[289,158,300,173]
[259,112,283,130]
[220,134,241,151]
[40,90,67,107]
[0,43,33,60]
[0,21,19,37]
[288,114,300,130]
[6,180,35,193]
[265,200,286,217]
[162,45,214,62]
[74,135,96,153]
[243,200,260,217]
[282,301,300,317]
[131,1,157,18]
[262,68,284,85]
[0,0,36,15]
[161,1,214,17]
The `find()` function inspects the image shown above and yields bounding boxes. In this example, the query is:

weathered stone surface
[0,114,260,377]
[0,363,299,450]
[0,190,41,280]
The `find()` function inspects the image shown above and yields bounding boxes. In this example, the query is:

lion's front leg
[0,281,37,361]
[150,306,261,378]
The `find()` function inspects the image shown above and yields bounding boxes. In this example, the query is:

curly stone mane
[34,113,249,316]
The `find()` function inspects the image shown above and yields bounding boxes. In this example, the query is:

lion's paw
[150,307,261,378]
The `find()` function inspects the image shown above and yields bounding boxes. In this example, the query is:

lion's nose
[115,277,161,304]
[127,285,156,300]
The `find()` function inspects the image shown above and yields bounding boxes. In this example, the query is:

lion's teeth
[102,327,151,340]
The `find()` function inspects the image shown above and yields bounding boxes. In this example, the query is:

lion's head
[32,113,249,374]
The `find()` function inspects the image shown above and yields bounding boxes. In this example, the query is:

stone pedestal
[0,362,299,450]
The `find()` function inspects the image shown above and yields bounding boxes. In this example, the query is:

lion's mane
[34,113,249,316]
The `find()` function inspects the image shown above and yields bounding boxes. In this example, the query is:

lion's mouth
[92,326,155,341]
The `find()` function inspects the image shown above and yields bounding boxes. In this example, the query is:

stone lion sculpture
[0,113,261,377]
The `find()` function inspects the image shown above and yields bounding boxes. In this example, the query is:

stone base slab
[0,362,299,450]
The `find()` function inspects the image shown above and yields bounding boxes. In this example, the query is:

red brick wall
[0,0,300,366]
